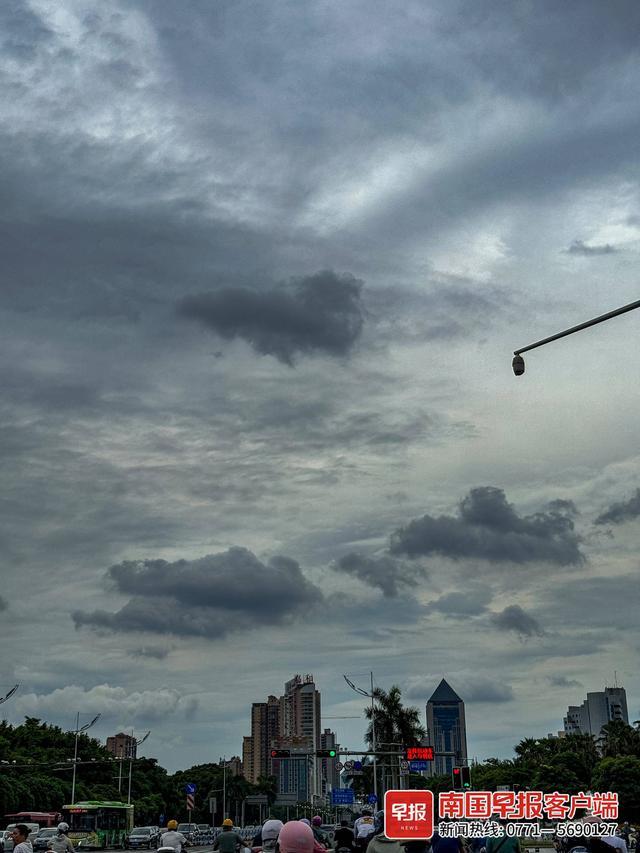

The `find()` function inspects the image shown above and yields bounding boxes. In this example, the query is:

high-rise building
[563,686,628,736]
[106,732,137,759]
[248,695,282,783]
[281,675,322,797]
[242,736,253,781]
[425,679,468,777]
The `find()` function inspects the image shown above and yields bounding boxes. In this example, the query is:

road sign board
[409,760,429,771]
[399,760,409,770]
[185,783,197,794]
[336,761,344,770]
[344,760,354,770]
[245,795,269,804]
[331,788,355,805]
[186,794,195,811]
[367,794,378,804]
[353,761,362,770]
[406,747,434,761]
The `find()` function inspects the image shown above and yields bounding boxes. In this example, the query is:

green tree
[597,721,640,759]
[591,756,640,822]
[364,685,426,792]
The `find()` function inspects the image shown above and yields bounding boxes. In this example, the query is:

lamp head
[512,354,525,376]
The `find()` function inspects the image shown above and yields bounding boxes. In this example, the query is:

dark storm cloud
[547,675,582,688]
[178,271,364,365]
[566,240,616,256]
[425,586,493,618]
[333,552,427,597]
[490,605,544,638]
[390,487,583,565]
[594,489,640,525]
[73,548,322,637]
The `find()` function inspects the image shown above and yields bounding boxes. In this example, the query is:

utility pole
[71,712,100,804]
[127,730,150,805]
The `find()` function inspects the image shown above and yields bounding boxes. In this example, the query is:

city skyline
[2,0,640,773]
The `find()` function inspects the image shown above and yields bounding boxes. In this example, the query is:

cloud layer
[390,487,583,565]
[178,271,364,364]
[595,488,640,526]
[73,548,322,638]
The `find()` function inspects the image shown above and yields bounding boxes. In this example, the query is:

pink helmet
[278,821,315,853]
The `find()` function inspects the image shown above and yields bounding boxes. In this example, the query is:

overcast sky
[2,0,640,774]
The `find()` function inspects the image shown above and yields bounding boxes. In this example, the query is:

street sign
[399,768,409,776]
[209,797,217,813]
[353,761,362,770]
[336,761,344,770]
[344,760,354,770]
[185,783,197,794]
[409,760,429,771]
[399,760,409,770]
[245,795,268,804]
[405,747,434,761]
[331,788,355,805]
[367,794,378,804]
[186,794,195,811]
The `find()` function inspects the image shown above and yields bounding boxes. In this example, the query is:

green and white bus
[61,801,134,849]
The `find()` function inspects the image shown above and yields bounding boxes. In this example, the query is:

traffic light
[316,749,337,758]
[452,767,462,790]
[270,749,290,758]
[461,766,471,789]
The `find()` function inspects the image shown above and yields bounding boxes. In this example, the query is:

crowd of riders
[151,809,637,853]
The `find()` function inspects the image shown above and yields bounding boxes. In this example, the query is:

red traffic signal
[270,749,290,758]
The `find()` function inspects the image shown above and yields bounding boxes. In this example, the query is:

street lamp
[127,730,150,805]
[70,713,101,804]
[343,673,377,803]
[513,297,640,375]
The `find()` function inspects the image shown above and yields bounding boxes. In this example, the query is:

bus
[4,813,60,828]
[60,802,134,849]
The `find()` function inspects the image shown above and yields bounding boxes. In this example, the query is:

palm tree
[254,774,278,807]
[364,685,426,792]
[597,720,640,758]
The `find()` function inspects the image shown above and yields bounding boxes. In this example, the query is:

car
[34,829,59,851]
[125,827,159,850]
[176,825,198,845]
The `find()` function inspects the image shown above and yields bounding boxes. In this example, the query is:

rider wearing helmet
[366,812,404,853]
[160,821,187,853]
[50,823,75,853]
[311,818,329,849]
[278,822,315,853]
[261,820,283,852]
[353,809,375,853]
[334,820,355,853]
[214,819,243,853]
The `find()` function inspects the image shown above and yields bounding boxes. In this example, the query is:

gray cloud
[73,548,322,638]
[547,675,583,688]
[489,605,544,638]
[0,596,7,612]
[425,586,493,617]
[178,271,364,365]
[566,240,616,256]
[390,487,583,565]
[406,675,513,703]
[594,488,640,526]
[333,552,427,597]
[128,647,171,660]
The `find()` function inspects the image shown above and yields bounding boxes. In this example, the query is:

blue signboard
[367,794,377,805]
[331,788,355,805]
[185,783,197,794]
[409,760,429,771]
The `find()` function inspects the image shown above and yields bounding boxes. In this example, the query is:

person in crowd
[353,809,376,853]
[261,820,284,852]
[311,819,329,849]
[277,822,316,853]
[160,820,187,853]
[364,810,405,853]
[214,820,244,853]
[11,826,33,853]
[334,820,355,853]
[49,824,75,853]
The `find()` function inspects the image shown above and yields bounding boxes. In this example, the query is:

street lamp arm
[514,297,640,356]
[0,685,20,705]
